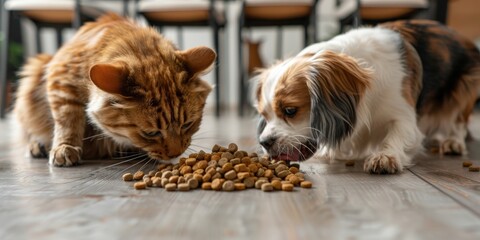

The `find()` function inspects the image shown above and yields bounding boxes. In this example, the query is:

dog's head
[255,50,371,161]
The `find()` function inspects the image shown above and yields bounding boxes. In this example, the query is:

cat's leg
[46,78,85,167]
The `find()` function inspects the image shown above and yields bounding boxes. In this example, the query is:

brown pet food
[134,182,146,190]
[123,143,313,192]
[463,161,473,167]
[345,160,355,167]
[469,166,480,172]
[122,173,133,181]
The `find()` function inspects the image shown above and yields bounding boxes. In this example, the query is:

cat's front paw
[364,153,402,174]
[49,144,82,167]
[29,141,49,158]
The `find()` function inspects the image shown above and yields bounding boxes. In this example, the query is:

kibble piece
[172,169,180,176]
[211,154,221,161]
[271,180,282,190]
[202,173,212,182]
[180,166,192,175]
[195,160,208,170]
[282,183,294,191]
[221,152,234,160]
[212,172,222,180]
[202,182,212,190]
[122,173,133,181]
[244,177,256,188]
[193,169,204,175]
[275,165,288,174]
[218,158,229,167]
[188,179,199,189]
[205,153,212,161]
[148,170,156,177]
[241,157,251,165]
[295,172,305,179]
[300,181,313,188]
[219,146,228,152]
[169,175,179,183]
[261,183,274,192]
[165,183,177,191]
[224,170,237,180]
[133,171,145,180]
[222,162,233,173]
[289,167,299,174]
[189,153,198,159]
[289,175,301,186]
[257,168,265,177]
[264,169,274,179]
[248,163,259,173]
[134,182,147,190]
[469,166,480,172]
[277,170,290,179]
[249,152,258,157]
[161,178,169,187]
[186,158,197,166]
[228,143,238,153]
[234,163,249,172]
[237,172,250,180]
[206,167,216,176]
[463,161,473,167]
[230,158,241,165]
[153,177,162,187]
[255,179,268,189]
[345,160,355,167]
[212,144,221,152]
[222,180,235,191]
[234,151,244,159]
[154,171,163,178]
[143,177,153,187]
[177,176,186,184]
[161,171,173,179]
[178,183,190,191]
[259,158,270,167]
[196,150,206,160]
[211,179,223,190]
[234,183,246,190]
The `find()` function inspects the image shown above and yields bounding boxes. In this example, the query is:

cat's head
[87,46,215,160]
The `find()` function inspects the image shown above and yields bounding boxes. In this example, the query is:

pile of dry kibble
[122,143,312,192]
[463,161,480,172]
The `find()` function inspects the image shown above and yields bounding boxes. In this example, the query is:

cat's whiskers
[83,133,108,141]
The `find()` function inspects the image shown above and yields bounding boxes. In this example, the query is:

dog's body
[255,20,480,174]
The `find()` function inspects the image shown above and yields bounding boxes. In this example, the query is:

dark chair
[135,0,226,117]
[0,0,127,118]
[237,0,320,116]
[338,0,450,32]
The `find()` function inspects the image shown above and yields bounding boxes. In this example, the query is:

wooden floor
[1,109,480,240]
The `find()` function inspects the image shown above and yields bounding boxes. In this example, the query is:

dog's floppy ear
[306,50,371,147]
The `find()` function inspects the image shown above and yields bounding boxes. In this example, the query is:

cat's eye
[182,121,194,130]
[141,130,161,138]
[283,107,297,117]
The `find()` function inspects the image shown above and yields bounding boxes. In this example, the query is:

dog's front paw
[364,153,402,174]
[49,144,82,167]
[440,139,466,155]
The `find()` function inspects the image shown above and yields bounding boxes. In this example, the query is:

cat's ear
[89,62,128,95]
[178,46,216,76]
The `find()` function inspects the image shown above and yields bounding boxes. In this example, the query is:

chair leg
[0,9,11,118]
[35,25,42,53]
[213,26,220,117]
[178,26,184,49]
[238,25,245,116]
[303,24,309,47]
[55,28,63,49]
[276,26,282,59]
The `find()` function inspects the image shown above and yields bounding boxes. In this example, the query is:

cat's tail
[14,54,54,157]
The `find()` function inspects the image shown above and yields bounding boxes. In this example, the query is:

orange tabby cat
[14,14,215,167]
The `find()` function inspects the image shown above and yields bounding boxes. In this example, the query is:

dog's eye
[141,130,162,138]
[283,107,297,117]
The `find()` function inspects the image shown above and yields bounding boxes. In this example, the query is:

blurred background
[0,0,478,118]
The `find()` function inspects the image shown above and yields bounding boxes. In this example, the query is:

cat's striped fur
[14,14,215,166]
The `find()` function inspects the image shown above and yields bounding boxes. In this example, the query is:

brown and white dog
[255,20,480,174]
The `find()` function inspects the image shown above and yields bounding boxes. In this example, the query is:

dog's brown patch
[400,40,423,107]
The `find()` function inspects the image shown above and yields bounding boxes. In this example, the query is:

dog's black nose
[260,137,276,149]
